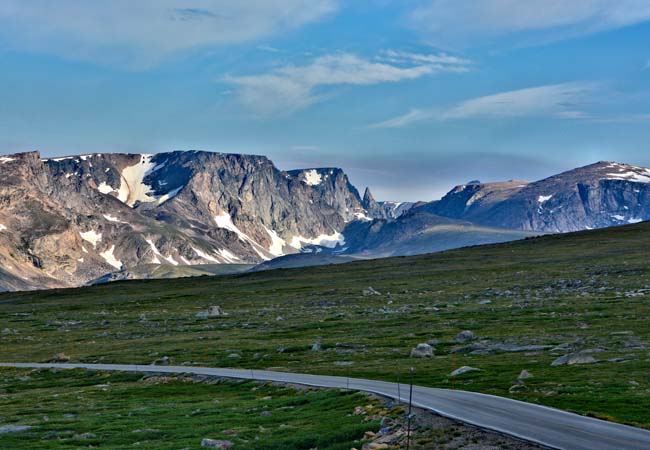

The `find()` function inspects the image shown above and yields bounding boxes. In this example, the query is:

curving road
[2,362,649,450]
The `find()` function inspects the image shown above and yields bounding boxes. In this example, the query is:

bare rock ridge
[0,151,375,290]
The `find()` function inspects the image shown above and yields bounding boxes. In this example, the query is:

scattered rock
[201,438,233,449]
[151,356,171,366]
[410,343,434,358]
[551,353,598,366]
[73,432,96,439]
[197,306,228,318]
[454,330,476,343]
[450,366,481,377]
[227,353,241,359]
[260,411,272,417]
[518,370,533,380]
[311,342,322,352]
[52,353,70,363]
[509,384,527,393]
[0,425,33,434]
[362,287,381,296]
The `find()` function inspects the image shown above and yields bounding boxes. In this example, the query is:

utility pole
[406,367,414,450]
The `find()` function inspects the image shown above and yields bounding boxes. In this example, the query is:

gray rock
[201,438,233,449]
[518,370,533,380]
[453,330,476,343]
[551,353,598,366]
[151,356,171,366]
[73,432,96,439]
[410,343,434,358]
[311,342,322,352]
[0,425,33,434]
[362,287,382,296]
[450,366,481,377]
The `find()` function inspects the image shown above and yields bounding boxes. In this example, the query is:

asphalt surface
[2,362,649,450]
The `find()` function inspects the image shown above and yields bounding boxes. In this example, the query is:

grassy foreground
[1,222,650,428]
[0,368,380,449]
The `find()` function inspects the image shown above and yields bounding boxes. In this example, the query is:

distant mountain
[424,161,650,232]
[2,152,649,291]
[0,151,374,290]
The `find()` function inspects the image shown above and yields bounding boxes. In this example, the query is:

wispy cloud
[224,51,470,115]
[368,109,435,129]
[370,82,600,128]
[409,0,650,46]
[442,82,598,119]
[0,0,338,67]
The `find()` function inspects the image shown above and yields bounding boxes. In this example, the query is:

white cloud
[0,0,338,67]
[368,109,435,129]
[442,82,598,119]
[370,82,599,127]
[410,0,650,46]
[224,51,470,114]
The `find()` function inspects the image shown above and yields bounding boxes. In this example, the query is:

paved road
[2,362,649,450]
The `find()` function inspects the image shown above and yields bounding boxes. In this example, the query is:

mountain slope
[0,151,372,290]
[427,161,650,232]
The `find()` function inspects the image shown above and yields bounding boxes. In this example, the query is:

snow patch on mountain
[605,163,650,184]
[145,238,163,264]
[0,224,6,231]
[264,227,286,256]
[303,169,322,186]
[157,186,183,205]
[0,157,16,164]
[213,211,270,260]
[100,245,122,270]
[289,231,345,249]
[103,214,123,223]
[538,195,553,204]
[117,155,157,207]
[164,255,179,266]
[218,249,240,263]
[79,230,102,248]
[97,182,115,194]
[192,247,221,264]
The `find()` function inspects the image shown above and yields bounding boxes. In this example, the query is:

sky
[1,1,650,201]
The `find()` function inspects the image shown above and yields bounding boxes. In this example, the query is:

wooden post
[406,367,414,450]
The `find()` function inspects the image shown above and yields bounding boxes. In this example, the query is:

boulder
[410,343,434,358]
[197,306,227,318]
[551,353,598,366]
[362,287,381,296]
[0,425,33,434]
[52,353,71,362]
[518,369,533,380]
[454,330,476,343]
[151,356,171,366]
[201,439,233,449]
[450,366,481,377]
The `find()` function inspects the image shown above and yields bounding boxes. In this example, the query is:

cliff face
[0,150,373,290]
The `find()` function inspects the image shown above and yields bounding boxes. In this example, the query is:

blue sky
[1,1,650,201]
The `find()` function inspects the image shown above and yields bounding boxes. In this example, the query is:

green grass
[1,222,650,427]
[0,368,380,449]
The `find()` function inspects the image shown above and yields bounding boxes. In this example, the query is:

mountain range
[0,150,648,291]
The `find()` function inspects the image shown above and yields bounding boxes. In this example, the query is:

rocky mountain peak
[0,150,381,290]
